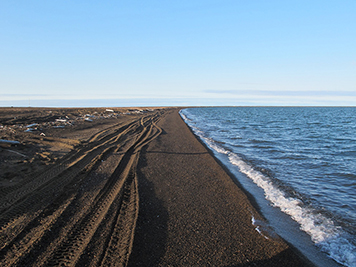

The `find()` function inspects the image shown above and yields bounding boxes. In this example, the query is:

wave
[180,109,356,267]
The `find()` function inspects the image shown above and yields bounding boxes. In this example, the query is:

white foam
[179,111,190,122]
[228,153,356,266]
[179,109,356,267]
[251,216,269,239]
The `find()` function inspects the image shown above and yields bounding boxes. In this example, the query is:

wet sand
[0,107,311,266]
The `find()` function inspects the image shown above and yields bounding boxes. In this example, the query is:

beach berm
[0,107,310,266]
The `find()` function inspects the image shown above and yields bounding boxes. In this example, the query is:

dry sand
[0,107,312,266]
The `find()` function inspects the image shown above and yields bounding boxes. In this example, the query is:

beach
[0,107,311,266]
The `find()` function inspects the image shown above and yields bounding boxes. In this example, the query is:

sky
[0,1,355,107]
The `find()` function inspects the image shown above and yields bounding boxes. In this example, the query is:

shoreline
[177,108,320,266]
[179,107,348,267]
[0,107,313,266]
[129,108,312,266]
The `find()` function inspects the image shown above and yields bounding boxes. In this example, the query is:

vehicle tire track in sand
[0,110,166,267]
[0,118,143,251]
[42,114,163,267]
[0,117,140,211]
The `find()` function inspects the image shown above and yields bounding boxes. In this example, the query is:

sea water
[180,107,356,267]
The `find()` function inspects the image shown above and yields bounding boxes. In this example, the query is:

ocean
[180,107,356,267]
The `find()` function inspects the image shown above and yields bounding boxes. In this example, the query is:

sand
[0,107,312,266]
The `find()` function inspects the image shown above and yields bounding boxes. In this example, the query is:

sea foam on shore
[180,108,356,267]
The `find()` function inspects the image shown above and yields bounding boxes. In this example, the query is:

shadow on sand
[128,147,169,266]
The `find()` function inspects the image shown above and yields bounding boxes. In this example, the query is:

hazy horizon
[1,1,355,107]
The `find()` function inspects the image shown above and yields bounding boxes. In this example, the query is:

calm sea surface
[180,107,356,267]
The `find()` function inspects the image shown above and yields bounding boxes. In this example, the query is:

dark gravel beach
[0,107,311,266]
[129,109,311,266]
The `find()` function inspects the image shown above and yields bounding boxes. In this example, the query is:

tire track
[100,167,139,267]
[41,113,163,266]
[0,116,145,233]
[0,110,166,267]
[0,117,140,212]
[0,125,136,251]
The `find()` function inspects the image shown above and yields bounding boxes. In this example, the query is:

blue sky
[1,1,355,107]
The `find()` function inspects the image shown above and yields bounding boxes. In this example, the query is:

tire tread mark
[0,110,166,267]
